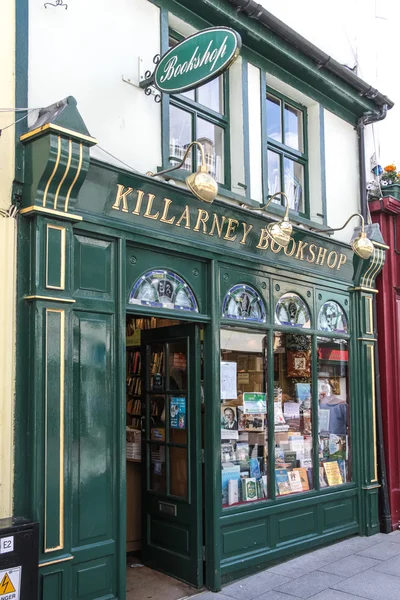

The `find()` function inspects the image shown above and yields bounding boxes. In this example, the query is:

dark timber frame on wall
[14,98,387,600]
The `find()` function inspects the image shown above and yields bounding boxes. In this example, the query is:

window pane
[197,117,224,183]
[150,443,166,493]
[197,76,224,113]
[169,105,192,171]
[169,446,188,497]
[318,338,351,486]
[274,333,313,496]
[284,157,304,212]
[275,293,311,329]
[284,104,303,151]
[268,150,281,198]
[220,330,268,508]
[267,94,282,142]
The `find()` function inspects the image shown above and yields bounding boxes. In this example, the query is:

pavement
[193,530,400,600]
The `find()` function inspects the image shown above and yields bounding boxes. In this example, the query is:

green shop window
[166,31,229,187]
[220,289,351,508]
[265,88,308,216]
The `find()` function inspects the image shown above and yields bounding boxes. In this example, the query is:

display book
[274,383,314,495]
[221,383,268,506]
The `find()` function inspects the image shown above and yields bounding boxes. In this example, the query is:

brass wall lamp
[315,213,374,259]
[241,191,293,248]
[146,141,218,204]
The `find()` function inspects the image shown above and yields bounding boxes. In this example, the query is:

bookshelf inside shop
[125,316,180,552]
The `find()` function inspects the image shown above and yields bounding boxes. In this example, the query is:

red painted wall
[370,196,400,529]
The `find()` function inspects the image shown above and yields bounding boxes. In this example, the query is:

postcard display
[221,331,351,506]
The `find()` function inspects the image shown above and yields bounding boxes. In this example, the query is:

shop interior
[125,315,202,600]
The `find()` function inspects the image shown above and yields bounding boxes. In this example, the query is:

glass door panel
[141,324,202,588]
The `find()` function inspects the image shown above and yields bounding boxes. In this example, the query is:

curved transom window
[129,269,198,312]
[222,284,266,322]
[275,293,311,328]
[318,301,348,333]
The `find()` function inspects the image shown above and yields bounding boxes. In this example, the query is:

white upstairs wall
[27,0,372,243]
[28,0,162,175]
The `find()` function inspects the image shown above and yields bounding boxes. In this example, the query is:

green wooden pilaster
[17,102,96,599]
[351,243,387,536]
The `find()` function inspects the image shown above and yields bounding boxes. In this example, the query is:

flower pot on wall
[382,183,400,201]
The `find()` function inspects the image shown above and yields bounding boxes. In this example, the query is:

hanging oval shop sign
[154,27,242,94]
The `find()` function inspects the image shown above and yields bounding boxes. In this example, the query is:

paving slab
[371,552,400,577]
[332,569,400,600]
[318,554,381,577]
[221,573,292,600]
[308,591,369,600]
[272,570,344,599]
[355,540,400,560]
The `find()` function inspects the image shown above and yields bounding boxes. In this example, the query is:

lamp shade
[351,231,374,259]
[265,219,293,248]
[186,169,218,204]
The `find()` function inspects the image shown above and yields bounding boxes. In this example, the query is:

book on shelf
[300,458,313,469]
[323,461,343,486]
[283,450,297,469]
[242,477,258,501]
[222,465,241,505]
[228,479,239,505]
[337,459,347,482]
[293,467,310,491]
[249,457,261,479]
[319,466,328,488]
[261,475,268,498]
[275,469,291,495]
[288,470,303,493]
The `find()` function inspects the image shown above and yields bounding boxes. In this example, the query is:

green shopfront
[14,105,387,599]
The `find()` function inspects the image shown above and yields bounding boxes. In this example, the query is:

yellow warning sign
[0,566,20,600]
[0,573,15,594]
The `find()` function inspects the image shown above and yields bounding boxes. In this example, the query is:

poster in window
[287,350,311,377]
[170,397,186,429]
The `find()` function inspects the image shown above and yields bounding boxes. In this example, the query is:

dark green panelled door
[141,324,203,588]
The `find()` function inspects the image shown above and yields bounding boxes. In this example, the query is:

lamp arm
[316,212,365,234]
[147,141,206,178]
[241,191,290,220]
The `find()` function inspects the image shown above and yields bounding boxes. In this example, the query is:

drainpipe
[357,104,391,533]
[357,105,388,221]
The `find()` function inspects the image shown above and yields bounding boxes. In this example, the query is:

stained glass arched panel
[317,301,348,333]
[275,293,311,328]
[222,284,266,322]
[129,269,198,312]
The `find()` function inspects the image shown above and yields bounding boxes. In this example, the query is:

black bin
[0,518,38,600]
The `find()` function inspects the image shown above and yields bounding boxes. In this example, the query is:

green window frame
[162,28,231,190]
[265,87,309,217]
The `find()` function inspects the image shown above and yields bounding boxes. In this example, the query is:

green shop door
[141,324,203,588]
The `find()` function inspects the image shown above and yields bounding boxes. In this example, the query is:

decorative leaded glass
[129,270,198,312]
[317,301,347,333]
[275,293,311,328]
[222,284,266,322]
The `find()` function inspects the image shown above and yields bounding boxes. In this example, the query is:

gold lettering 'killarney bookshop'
[112,185,347,271]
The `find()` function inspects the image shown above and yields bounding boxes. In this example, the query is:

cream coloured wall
[0,0,16,519]
[28,0,162,175]
[324,109,360,243]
